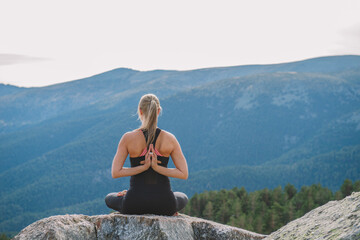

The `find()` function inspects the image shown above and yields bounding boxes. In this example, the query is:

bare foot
[173,212,179,216]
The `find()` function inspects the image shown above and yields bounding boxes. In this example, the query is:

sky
[0,0,359,87]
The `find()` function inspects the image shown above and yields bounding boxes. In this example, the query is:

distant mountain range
[1,55,360,232]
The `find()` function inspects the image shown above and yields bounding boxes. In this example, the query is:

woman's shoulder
[121,129,142,141]
[158,128,177,142]
[121,128,177,143]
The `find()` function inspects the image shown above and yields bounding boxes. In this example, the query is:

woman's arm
[151,135,189,180]
[111,133,150,178]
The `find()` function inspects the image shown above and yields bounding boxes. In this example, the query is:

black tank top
[121,128,176,216]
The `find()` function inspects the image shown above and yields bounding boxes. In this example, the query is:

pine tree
[284,183,297,200]
[203,201,213,220]
[341,179,353,197]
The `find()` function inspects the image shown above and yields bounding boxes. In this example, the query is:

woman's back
[126,128,174,158]
[122,128,177,215]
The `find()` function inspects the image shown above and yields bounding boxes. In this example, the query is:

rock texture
[13,213,266,240]
[265,191,360,240]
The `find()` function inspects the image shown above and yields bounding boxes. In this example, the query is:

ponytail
[138,94,161,147]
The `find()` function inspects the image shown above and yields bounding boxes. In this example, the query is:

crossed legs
[104,191,188,214]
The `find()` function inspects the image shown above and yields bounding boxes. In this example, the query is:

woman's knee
[174,192,188,201]
[174,192,188,211]
[104,192,118,208]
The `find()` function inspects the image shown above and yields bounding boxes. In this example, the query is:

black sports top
[121,128,177,216]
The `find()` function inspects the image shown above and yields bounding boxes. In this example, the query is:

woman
[105,93,189,216]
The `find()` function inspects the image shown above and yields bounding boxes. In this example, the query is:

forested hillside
[182,179,360,234]
[1,55,360,232]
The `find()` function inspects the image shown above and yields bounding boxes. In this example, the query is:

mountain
[1,55,360,232]
[0,84,26,97]
[2,55,360,133]
[265,191,360,239]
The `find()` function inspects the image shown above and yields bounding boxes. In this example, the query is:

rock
[265,191,360,240]
[13,213,266,240]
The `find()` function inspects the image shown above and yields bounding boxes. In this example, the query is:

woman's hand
[117,190,127,197]
[140,149,151,170]
[149,144,161,169]
[140,144,161,170]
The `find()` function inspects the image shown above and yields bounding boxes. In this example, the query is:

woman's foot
[173,212,179,216]
[117,190,127,197]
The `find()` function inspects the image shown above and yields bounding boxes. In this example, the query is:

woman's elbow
[182,171,189,180]
[111,169,121,178]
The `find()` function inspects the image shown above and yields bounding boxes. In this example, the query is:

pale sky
[0,0,359,87]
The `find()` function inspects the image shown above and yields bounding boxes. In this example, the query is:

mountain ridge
[1,55,360,232]
[1,55,360,131]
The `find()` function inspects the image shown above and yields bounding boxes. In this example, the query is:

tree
[203,201,214,220]
[260,188,271,207]
[0,234,10,240]
[341,179,353,197]
[354,180,360,192]
[284,183,297,200]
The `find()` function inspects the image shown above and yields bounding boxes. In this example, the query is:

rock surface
[265,191,360,240]
[13,213,266,240]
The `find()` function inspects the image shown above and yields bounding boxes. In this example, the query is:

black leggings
[105,191,188,214]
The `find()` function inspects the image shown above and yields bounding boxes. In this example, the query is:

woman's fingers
[117,190,128,196]
[144,151,150,162]
[148,144,153,158]
[150,149,159,168]
[142,150,151,169]
[142,159,161,165]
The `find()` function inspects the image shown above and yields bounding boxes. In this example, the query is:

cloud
[334,23,360,54]
[0,54,51,66]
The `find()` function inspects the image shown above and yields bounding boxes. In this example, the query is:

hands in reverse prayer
[140,144,161,170]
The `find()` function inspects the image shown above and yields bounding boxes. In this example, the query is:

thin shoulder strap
[140,128,161,147]
[141,129,148,143]
[152,128,161,146]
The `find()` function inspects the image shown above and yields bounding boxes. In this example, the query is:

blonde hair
[138,93,161,147]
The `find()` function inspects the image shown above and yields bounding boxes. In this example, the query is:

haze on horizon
[0,0,360,87]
